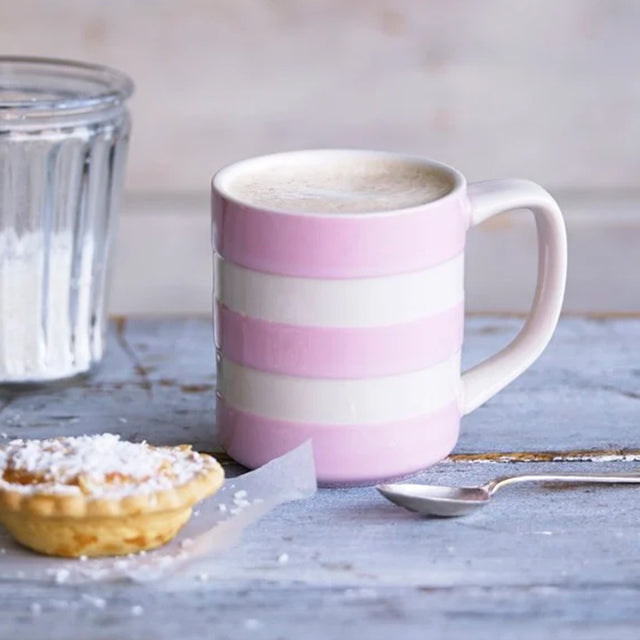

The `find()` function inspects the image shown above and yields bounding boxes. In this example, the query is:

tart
[0,434,224,558]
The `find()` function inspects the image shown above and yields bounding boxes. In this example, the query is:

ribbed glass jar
[0,57,133,383]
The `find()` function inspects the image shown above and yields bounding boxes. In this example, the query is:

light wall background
[2,0,639,313]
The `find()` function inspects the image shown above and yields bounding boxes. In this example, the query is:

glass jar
[0,56,133,384]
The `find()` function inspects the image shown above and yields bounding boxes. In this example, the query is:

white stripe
[217,353,461,425]
[215,254,464,328]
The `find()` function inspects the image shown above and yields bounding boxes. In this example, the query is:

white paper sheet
[0,442,317,584]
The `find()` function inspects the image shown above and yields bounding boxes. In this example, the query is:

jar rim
[0,56,134,116]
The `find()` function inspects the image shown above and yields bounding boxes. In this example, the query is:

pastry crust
[0,435,224,557]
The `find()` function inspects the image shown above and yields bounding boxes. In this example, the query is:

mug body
[212,150,470,484]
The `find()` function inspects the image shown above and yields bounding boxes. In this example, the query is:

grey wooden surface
[1,316,639,639]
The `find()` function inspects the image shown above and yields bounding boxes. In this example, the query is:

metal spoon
[376,472,640,517]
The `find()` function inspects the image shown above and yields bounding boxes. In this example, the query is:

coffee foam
[222,155,454,214]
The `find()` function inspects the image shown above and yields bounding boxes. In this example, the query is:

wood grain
[0,317,639,638]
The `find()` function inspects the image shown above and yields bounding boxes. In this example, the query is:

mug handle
[461,179,568,414]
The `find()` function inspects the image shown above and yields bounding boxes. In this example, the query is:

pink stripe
[216,302,464,378]
[212,193,470,278]
[217,397,461,485]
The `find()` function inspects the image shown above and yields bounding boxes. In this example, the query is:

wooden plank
[1,317,639,637]
[458,316,640,454]
[2,584,640,640]
[1,316,637,455]
[2,458,640,638]
[0,319,218,451]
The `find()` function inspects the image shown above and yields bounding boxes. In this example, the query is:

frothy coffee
[220,152,454,214]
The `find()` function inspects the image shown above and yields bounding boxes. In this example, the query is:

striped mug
[212,150,567,484]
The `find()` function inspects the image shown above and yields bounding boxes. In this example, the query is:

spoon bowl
[376,471,640,517]
[376,483,490,517]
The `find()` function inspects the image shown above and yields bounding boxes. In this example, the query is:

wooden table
[1,316,639,639]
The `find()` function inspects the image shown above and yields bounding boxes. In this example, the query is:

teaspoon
[376,472,640,517]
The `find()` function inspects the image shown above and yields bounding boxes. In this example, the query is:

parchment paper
[0,442,316,584]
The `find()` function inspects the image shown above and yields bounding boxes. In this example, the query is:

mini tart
[0,434,224,558]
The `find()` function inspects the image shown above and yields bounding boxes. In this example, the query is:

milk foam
[223,154,454,214]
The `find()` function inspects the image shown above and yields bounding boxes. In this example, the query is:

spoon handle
[485,472,640,495]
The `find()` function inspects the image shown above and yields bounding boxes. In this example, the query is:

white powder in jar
[0,230,102,382]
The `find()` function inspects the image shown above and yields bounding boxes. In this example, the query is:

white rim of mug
[212,149,467,218]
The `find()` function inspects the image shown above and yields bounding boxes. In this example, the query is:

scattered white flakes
[52,569,70,584]
[51,570,67,584]
[0,433,216,499]
[193,509,200,517]
[446,545,455,553]
[131,605,144,616]
[0,548,5,555]
[0,433,7,439]
[118,417,128,423]
[277,553,289,565]
[217,504,227,512]
[138,550,147,557]
[5,413,21,426]
[196,573,210,583]
[30,602,42,616]
[244,619,261,631]
[230,507,241,515]
[232,492,251,509]
[534,531,553,536]
[81,594,106,609]
[180,538,194,550]
[253,498,264,505]
[79,555,88,562]
[344,588,378,600]
[233,490,250,507]
[156,556,176,568]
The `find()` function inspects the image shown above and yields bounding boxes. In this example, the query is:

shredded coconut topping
[0,433,215,498]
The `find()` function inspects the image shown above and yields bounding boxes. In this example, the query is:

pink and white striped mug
[212,150,567,484]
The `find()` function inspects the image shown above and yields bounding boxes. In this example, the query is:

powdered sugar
[0,433,216,498]
[0,230,100,382]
